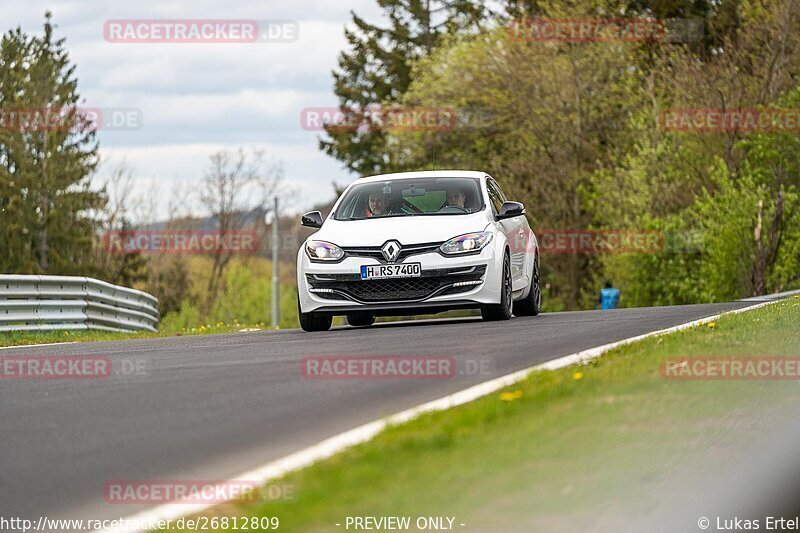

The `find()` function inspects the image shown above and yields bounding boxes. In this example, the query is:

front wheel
[481,252,513,321]
[298,296,332,332]
[514,254,541,317]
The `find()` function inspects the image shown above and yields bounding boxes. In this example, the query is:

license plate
[360,263,421,280]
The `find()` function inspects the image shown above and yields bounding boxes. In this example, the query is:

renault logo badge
[381,240,401,262]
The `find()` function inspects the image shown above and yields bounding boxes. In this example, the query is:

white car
[296,170,541,331]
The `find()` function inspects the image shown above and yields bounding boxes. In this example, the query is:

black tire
[298,297,332,332]
[514,254,541,317]
[481,252,513,321]
[346,313,375,327]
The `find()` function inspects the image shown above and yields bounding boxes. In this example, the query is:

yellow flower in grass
[500,390,523,402]
[573,372,584,381]
[708,321,716,329]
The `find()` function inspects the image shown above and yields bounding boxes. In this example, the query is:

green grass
[0,329,159,347]
[180,297,800,532]
[0,322,285,348]
[160,257,301,332]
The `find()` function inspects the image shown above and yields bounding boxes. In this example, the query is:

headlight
[440,232,493,255]
[306,240,344,261]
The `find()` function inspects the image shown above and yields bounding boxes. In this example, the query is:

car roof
[356,170,488,184]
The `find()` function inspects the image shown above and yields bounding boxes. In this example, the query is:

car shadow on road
[338,315,483,330]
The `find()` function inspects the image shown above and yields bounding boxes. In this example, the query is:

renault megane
[296,170,541,331]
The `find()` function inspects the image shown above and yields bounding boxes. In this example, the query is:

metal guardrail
[0,275,159,332]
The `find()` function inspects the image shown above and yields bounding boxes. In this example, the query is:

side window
[494,180,509,203]
[486,179,505,214]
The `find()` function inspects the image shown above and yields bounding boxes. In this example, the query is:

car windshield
[333,177,483,221]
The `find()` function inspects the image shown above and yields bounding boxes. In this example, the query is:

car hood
[312,212,491,247]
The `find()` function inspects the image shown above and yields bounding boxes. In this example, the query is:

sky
[0,0,385,219]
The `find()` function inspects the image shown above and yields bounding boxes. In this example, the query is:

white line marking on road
[97,295,796,533]
[739,289,800,302]
[0,341,77,351]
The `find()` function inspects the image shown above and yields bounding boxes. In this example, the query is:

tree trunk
[751,190,785,297]
[752,200,765,296]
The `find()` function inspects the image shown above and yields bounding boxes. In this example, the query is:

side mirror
[497,201,525,220]
[301,211,323,228]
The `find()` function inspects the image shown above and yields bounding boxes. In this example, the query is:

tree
[199,148,283,309]
[91,160,148,286]
[0,12,103,274]
[320,0,491,176]
[594,0,800,303]
[504,0,743,54]
[393,26,647,308]
[383,0,800,309]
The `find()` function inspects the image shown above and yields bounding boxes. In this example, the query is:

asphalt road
[0,300,766,522]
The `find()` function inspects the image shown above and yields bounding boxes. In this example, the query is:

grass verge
[0,329,157,348]
[0,320,289,348]
[182,297,800,532]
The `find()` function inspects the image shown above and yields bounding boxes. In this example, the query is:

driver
[445,188,466,209]
[366,191,390,217]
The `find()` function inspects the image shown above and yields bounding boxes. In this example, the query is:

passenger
[366,191,389,217]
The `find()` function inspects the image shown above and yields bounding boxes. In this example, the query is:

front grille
[307,266,486,303]
[341,242,443,263]
[348,278,441,301]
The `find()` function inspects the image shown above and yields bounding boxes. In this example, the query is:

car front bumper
[297,244,503,315]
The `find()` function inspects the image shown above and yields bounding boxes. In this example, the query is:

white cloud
[2,0,387,218]
[98,141,349,221]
